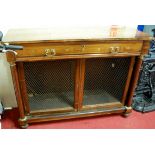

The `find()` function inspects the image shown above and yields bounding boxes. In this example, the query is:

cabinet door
[18,59,77,114]
[81,57,134,110]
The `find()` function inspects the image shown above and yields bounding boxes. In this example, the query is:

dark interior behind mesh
[23,57,131,111]
[23,60,75,111]
[83,57,131,105]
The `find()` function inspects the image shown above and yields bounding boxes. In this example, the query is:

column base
[122,106,132,117]
[18,116,28,129]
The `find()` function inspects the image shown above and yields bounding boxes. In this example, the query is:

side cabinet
[5,38,150,128]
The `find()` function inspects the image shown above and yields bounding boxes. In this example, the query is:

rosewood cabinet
[2,28,150,128]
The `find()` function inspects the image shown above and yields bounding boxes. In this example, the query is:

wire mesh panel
[83,57,131,106]
[23,60,75,111]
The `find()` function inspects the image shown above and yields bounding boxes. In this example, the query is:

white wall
[0,54,17,107]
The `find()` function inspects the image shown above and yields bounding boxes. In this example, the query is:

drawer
[81,42,143,54]
[16,44,82,57]
[16,41,143,58]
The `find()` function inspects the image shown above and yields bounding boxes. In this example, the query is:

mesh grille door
[83,57,131,106]
[23,60,75,112]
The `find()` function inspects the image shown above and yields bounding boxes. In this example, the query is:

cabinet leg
[122,106,132,117]
[18,116,28,129]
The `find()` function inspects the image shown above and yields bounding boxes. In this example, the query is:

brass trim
[139,54,145,60]
[19,116,27,122]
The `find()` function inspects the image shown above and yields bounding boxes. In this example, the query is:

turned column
[6,52,28,128]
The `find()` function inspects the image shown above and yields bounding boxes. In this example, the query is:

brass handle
[110,47,119,54]
[110,47,116,54]
[115,47,120,52]
[45,49,56,56]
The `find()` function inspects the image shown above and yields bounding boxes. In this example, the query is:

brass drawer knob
[81,45,86,51]
[45,49,56,56]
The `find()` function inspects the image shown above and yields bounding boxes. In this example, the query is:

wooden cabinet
[3,28,150,128]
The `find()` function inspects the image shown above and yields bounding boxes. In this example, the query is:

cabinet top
[2,27,151,44]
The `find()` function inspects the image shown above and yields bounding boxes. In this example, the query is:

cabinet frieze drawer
[15,42,143,58]
[16,45,82,57]
[81,42,143,54]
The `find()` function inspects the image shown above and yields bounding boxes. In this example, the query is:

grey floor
[28,89,120,111]
[29,91,74,111]
[83,89,120,105]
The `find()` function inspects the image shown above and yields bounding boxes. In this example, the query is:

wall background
[0,54,17,107]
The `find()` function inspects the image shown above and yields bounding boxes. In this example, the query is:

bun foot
[122,106,132,117]
[20,124,29,129]
[18,116,28,129]
[122,113,130,117]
